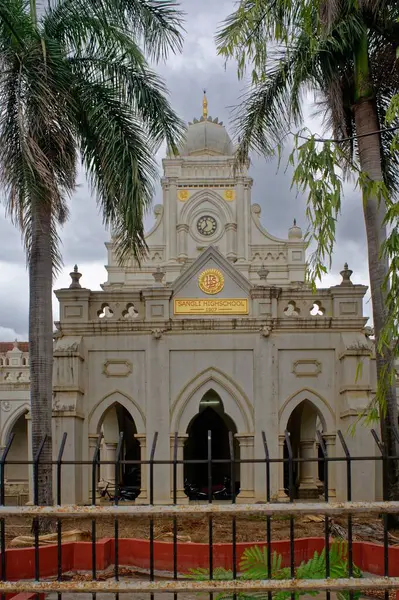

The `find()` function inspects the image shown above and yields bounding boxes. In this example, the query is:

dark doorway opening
[115,405,141,488]
[184,390,240,498]
[283,401,325,499]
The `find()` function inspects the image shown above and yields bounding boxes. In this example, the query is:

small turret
[288,219,303,240]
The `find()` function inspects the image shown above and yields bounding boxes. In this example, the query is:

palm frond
[230,35,314,161]
[0,18,76,273]
[45,0,184,62]
[70,75,157,261]
[69,53,185,152]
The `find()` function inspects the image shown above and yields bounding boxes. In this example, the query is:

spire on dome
[202,89,208,119]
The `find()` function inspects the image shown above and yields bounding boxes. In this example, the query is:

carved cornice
[55,315,369,337]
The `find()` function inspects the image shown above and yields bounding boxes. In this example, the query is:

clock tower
[104,92,306,288]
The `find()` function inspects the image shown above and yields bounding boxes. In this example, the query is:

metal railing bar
[261,431,272,600]
[228,430,237,593]
[172,431,178,600]
[371,429,390,592]
[208,430,213,600]
[316,431,330,600]
[0,432,15,600]
[56,432,67,600]
[114,431,124,599]
[337,430,353,600]
[3,454,399,465]
[149,431,158,600]
[33,434,47,591]
[91,432,102,600]
[0,501,398,517]
[284,430,295,600]
[0,432,15,594]
[0,577,398,595]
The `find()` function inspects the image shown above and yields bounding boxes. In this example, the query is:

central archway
[184,390,240,498]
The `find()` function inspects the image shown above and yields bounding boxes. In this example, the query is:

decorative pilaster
[236,178,245,261]
[271,287,280,319]
[225,223,237,262]
[170,434,189,503]
[134,434,148,504]
[177,224,189,261]
[323,433,337,499]
[235,433,255,502]
[168,178,178,261]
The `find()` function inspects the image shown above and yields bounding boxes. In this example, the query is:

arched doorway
[284,400,324,499]
[5,411,29,505]
[99,403,141,496]
[184,390,240,498]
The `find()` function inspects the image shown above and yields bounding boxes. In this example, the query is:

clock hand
[205,219,213,232]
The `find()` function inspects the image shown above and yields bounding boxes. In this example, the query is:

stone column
[236,177,246,261]
[235,434,255,502]
[298,439,318,498]
[315,441,323,491]
[323,434,337,499]
[170,434,188,503]
[88,434,101,501]
[177,224,189,261]
[278,434,289,502]
[225,223,237,262]
[104,442,118,485]
[168,178,178,261]
[134,434,148,504]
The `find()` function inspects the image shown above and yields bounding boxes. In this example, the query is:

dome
[178,92,234,157]
[179,118,234,157]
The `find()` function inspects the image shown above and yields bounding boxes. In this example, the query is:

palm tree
[0,0,184,517]
[216,1,399,506]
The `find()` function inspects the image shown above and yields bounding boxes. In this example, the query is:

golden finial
[202,89,208,119]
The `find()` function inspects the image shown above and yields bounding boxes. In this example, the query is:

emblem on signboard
[198,269,224,295]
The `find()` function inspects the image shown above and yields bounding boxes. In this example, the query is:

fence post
[0,434,15,590]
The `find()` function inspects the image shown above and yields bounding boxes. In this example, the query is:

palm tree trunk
[354,92,399,513]
[29,198,54,525]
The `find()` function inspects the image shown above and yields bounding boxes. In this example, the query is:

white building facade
[1,97,395,505]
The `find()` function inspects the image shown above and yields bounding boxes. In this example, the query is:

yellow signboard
[174,298,248,315]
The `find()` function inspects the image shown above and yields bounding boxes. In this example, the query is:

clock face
[197,215,217,237]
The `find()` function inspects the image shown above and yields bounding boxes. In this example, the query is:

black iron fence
[0,427,399,599]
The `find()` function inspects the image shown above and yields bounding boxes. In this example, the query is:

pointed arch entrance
[97,403,141,497]
[2,407,29,505]
[184,389,240,498]
[279,390,336,500]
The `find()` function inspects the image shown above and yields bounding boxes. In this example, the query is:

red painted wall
[1,537,399,581]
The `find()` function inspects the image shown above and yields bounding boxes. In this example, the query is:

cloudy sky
[0,0,370,341]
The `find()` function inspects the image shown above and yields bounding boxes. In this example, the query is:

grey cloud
[0,264,29,335]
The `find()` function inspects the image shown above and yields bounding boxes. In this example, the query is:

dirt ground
[5,514,399,547]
